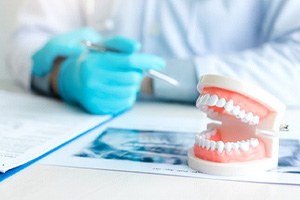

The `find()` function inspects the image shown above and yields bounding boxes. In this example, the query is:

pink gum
[194,140,266,163]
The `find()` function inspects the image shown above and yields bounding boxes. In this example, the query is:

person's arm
[6,0,83,89]
[152,0,300,106]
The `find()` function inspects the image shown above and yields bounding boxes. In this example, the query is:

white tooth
[253,116,260,125]
[195,135,201,144]
[210,141,217,151]
[239,141,250,151]
[238,110,246,119]
[224,100,234,112]
[242,112,253,123]
[196,96,202,108]
[200,139,205,148]
[232,143,239,151]
[231,105,240,116]
[224,142,232,152]
[216,141,225,153]
[216,98,226,108]
[207,94,218,106]
[249,138,259,147]
[201,94,210,105]
[205,139,211,150]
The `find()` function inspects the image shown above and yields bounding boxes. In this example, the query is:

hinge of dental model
[279,123,289,132]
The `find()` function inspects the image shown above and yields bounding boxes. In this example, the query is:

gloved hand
[32,28,165,115]
[32,28,102,77]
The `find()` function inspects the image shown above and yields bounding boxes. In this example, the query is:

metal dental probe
[81,40,179,86]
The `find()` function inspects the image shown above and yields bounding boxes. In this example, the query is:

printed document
[0,91,111,173]
[41,103,300,185]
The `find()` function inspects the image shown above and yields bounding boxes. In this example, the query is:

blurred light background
[0,0,24,81]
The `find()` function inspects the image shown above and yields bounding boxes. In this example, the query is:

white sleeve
[195,0,300,106]
[6,0,84,89]
[154,0,300,106]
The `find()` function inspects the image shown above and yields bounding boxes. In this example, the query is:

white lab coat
[6,0,300,105]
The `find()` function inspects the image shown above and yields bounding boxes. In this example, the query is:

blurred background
[0,0,23,82]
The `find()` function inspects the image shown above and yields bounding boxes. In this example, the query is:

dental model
[188,74,286,176]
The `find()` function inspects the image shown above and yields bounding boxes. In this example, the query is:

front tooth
[205,139,211,150]
[232,143,239,151]
[216,141,225,153]
[224,142,232,152]
[195,135,201,144]
[238,110,246,119]
[253,116,260,125]
[249,138,259,147]
[210,141,217,151]
[207,95,218,106]
[231,105,240,116]
[216,98,226,108]
[200,139,205,148]
[224,100,234,112]
[196,96,202,108]
[200,94,210,105]
[239,141,250,151]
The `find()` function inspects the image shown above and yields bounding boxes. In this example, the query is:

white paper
[40,104,300,185]
[0,91,111,173]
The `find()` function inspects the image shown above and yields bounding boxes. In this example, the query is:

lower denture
[194,131,266,163]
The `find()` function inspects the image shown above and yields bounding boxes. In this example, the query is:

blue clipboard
[0,114,118,182]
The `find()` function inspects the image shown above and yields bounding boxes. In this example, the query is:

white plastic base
[187,149,278,176]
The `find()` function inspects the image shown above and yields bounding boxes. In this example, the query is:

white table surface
[1,80,300,200]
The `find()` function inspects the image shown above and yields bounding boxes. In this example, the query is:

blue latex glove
[32,28,102,77]
[32,28,165,114]
[58,36,165,114]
